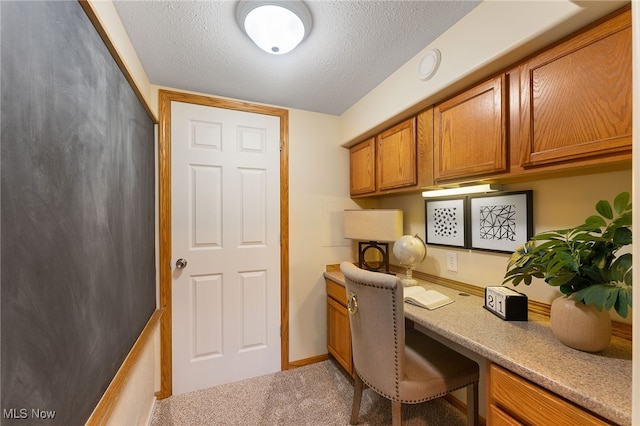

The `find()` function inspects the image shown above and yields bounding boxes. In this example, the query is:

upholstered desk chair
[340,261,479,426]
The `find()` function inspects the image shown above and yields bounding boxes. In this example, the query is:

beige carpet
[151,359,468,425]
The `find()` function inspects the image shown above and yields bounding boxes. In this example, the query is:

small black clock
[484,286,528,321]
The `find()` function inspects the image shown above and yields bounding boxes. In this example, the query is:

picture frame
[424,196,467,248]
[467,190,533,253]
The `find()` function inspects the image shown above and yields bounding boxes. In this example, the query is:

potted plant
[503,191,632,351]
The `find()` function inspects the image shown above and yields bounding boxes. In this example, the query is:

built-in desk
[324,270,632,426]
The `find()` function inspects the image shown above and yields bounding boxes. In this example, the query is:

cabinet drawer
[489,364,608,426]
[488,404,522,426]
[326,279,347,306]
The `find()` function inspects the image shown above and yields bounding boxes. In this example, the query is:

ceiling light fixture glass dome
[236,0,312,55]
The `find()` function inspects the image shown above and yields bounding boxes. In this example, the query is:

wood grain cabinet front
[326,279,353,376]
[434,74,508,182]
[349,108,433,198]
[349,138,376,196]
[376,117,417,191]
[487,363,610,426]
[518,7,631,170]
[349,6,631,192]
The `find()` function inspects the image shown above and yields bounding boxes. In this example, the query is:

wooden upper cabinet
[519,7,632,168]
[349,7,630,194]
[376,117,417,191]
[434,75,508,182]
[349,138,376,195]
[349,112,431,198]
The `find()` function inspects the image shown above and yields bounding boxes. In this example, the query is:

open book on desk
[403,286,454,310]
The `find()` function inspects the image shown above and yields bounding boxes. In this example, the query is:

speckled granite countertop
[324,270,632,426]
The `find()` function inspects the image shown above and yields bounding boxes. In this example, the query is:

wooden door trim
[156,89,289,399]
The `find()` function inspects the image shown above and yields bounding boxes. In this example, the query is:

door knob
[175,258,188,269]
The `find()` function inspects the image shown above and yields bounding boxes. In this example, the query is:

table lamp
[343,209,403,273]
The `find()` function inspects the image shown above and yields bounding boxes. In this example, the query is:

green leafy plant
[503,192,632,318]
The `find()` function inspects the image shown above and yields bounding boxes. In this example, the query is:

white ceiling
[112,0,481,115]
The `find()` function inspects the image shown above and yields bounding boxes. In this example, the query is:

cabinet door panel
[377,118,417,190]
[350,138,376,195]
[327,296,353,375]
[435,75,507,181]
[520,9,631,167]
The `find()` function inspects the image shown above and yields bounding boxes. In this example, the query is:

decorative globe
[393,235,427,286]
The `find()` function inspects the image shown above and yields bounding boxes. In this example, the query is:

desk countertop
[324,270,632,426]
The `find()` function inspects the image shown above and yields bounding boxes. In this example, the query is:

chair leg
[350,374,364,425]
[466,381,479,426]
[391,400,402,426]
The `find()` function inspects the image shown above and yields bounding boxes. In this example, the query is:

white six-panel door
[170,101,281,395]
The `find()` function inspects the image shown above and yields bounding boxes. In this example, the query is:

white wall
[287,109,361,361]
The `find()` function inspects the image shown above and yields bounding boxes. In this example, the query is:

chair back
[340,261,405,401]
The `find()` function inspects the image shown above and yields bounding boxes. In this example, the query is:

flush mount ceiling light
[236,0,312,55]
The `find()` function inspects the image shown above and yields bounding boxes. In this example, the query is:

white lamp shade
[343,209,403,242]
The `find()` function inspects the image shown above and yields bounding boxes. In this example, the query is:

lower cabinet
[487,363,610,425]
[326,279,353,376]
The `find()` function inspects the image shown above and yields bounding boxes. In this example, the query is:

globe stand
[401,266,418,287]
[393,234,427,287]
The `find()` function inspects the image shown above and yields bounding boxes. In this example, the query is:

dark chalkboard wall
[1,2,156,424]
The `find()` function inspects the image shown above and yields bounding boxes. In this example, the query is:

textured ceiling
[113,1,481,115]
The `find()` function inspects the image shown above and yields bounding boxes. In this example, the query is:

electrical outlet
[446,251,458,272]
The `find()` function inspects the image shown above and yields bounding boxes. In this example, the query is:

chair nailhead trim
[346,274,480,405]
[346,277,401,400]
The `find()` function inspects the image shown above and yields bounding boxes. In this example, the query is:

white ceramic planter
[550,296,611,352]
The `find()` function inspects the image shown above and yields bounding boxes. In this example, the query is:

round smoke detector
[417,49,441,81]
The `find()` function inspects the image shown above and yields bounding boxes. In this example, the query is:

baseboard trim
[288,354,330,369]
[86,308,163,425]
[145,397,157,426]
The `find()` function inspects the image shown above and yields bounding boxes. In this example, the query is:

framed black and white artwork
[468,190,533,253]
[424,197,467,248]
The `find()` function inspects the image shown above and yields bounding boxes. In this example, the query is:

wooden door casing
[157,89,290,398]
